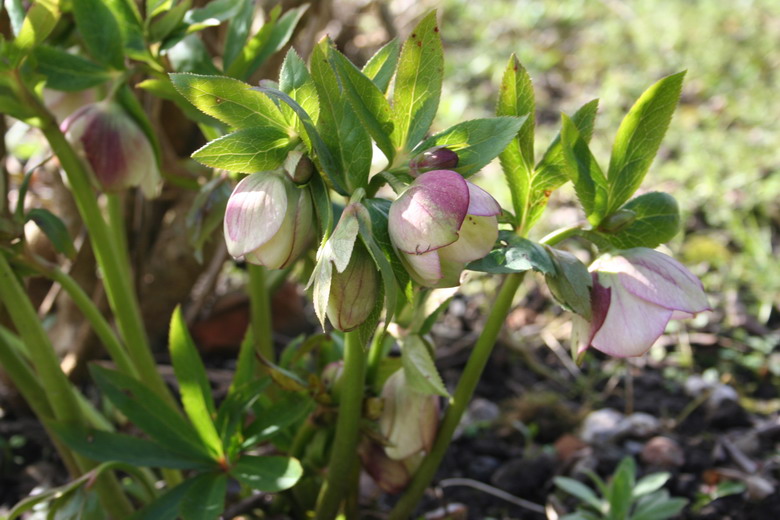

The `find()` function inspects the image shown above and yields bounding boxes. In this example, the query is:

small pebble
[641,436,685,469]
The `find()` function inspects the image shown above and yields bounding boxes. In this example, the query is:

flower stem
[247,264,274,362]
[314,330,366,520]
[387,273,525,520]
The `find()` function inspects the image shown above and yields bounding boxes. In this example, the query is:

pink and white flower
[573,247,710,357]
[388,170,500,287]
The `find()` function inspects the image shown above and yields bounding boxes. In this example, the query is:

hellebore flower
[61,102,161,198]
[388,170,500,287]
[326,242,379,332]
[573,247,710,357]
[379,370,439,460]
[409,146,459,176]
[224,171,315,269]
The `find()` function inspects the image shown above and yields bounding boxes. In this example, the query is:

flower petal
[389,170,469,254]
[224,173,287,258]
[402,250,442,287]
[615,248,710,313]
[438,215,498,264]
[590,272,673,357]
[465,181,501,216]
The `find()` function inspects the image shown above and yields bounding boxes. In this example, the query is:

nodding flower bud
[599,209,637,233]
[224,171,315,269]
[283,150,314,184]
[409,146,459,176]
[326,242,379,332]
[379,370,439,461]
[61,102,161,198]
[389,170,500,287]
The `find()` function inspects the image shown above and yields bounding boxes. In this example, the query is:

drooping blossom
[388,170,500,287]
[327,241,378,332]
[573,247,710,357]
[223,171,314,269]
[61,102,161,197]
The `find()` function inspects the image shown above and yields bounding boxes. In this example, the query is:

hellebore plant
[0,5,711,520]
[573,247,710,357]
[389,169,501,287]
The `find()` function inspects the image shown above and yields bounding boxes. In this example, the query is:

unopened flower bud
[599,209,637,233]
[61,102,161,198]
[320,361,344,391]
[409,146,459,176]
[389,170,500,287]
[283,150,314,184]
[224,171,315,269]
[379,370,439,460]
[327,242,378,331]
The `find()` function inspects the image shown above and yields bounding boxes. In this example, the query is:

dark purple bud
[409,146,459,176]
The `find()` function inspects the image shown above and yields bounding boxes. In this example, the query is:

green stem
[314,330,366,520]
[247,264,274,362]
[46,266,138,378]
[17,75,176,407]
[387,273,525,520]
[365,326,387,390]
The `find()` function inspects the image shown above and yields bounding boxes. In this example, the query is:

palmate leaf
[607,71,686,214]
[392,11,443,151]
[362,38,400,93]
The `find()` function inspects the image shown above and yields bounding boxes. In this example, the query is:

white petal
[224,173,287,258]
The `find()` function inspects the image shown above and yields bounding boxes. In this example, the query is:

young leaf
[89,365,209,458]
[230,455,303,492]
[128,478,200,520]
[310,40,372,192]
[553,477,603,511]
[25,208,76,259]
[497,54,535,228]
[362,38,400,93]
[608,457,636,520]
[170,73,287,130]
[169,306,223,459]
[401,335,449,397]
[191,126,292,173]
[13,0,59,57]
[167,34,221,75]
[222,0,254,70]
[51,423,214,470]
[467,234,554,275]
[180,473,227,520]
[242,392,313,447]
[413,116,526,177]
[329,45,396,164]
[600,192,680,249]
[607,71,686,213]
[103,0,146,59]
[72,0,125,69]
[560,113,609,225]
[183,0,244,32]
[392,11,443,151]
[32,46,112,91]
[632,472,671,498]
[525,99,599,231]
[279,48,320,147]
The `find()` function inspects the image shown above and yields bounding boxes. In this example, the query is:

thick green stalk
[314,330,366,520]
[388,273,525,520]
[247,264,274,362]
[47,266,138,378]
[18,78,175,407]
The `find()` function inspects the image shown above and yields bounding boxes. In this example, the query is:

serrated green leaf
[257,86,348,194]
[242,392,312,447]
[467,234,554,274]
[414,116,526,177]
[228,5,307,80]
[230,455,303,492]
[545,247,592,319]
[170,73,287,130]
[401,335,448,397]
[600,192,680,249]
[137,77,220,126]
[167,34,221,74]
[89,365,209,459]
[191,126,292,173]
[149,0,189,43]
[279,48,319,148]
[128,477,199,520]
[497,54,535,229]
[525,99,599,231]
[103,0,146,60]
[147,0,174,19]
[180,473,226,520]
[554,477,603,511]
[329,45,395,164]
[310,172,334,238]
[393,11,443,151]
[310,39,371,192]
[32,46,112,91]
[607,71,686,214]
[72,0,125,69]
[560,113,609,225]
[51,423,214,469]
[25,208,76,259]
[183,0,242,32]
[362,38,400,93]
[13,0,59,57]
[169,306,223,459]
[360,200,403,324]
